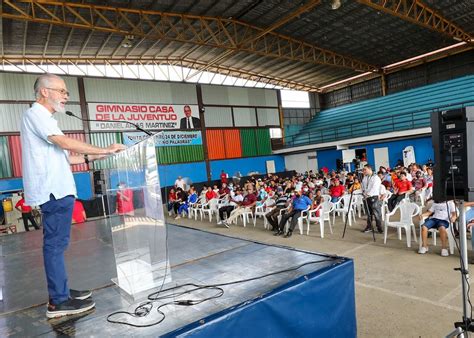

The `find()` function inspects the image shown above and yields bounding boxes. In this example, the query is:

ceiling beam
[1,0,377,73]
[0,55,321,91]
[358,0,473,42]
[185,0,322,78]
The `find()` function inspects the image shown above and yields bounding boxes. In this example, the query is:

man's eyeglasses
[46,88,70,96]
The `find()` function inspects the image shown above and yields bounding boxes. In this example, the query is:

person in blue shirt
[274,189,312,238]
[176,186,198,219]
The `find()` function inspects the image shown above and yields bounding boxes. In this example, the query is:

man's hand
[106,143,127,154]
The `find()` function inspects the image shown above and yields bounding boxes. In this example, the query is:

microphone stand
[65,111,153,135]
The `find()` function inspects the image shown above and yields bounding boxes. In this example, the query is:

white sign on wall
[87,103,200,131]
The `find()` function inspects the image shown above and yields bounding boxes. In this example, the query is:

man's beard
[52,99,66,114]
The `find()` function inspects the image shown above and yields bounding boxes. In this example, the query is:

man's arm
[49,135,125,155]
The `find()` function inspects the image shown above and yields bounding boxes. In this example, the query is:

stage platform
[0,220,356,337]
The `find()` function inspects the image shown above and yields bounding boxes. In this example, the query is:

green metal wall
[157,145,204,165]
[90,133,123,170]
[240,129,258,157]
[240,129,271,157]
[0,136,12,178]
[255,129,272,155]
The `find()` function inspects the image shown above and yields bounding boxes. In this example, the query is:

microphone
[65,111,153,136]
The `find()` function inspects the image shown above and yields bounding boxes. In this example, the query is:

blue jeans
[331,197,340,203]
[40,194,75,305]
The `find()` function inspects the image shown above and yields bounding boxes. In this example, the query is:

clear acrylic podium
[102,133,170,300]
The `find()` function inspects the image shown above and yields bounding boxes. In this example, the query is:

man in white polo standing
[361,164,383,234]
[21,73,125,318]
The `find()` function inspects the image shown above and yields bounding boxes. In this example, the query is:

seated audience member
[377,172,388,200]
[424,167,434,199]
[205,186,218,201]
[411,171,427,201]
[418,199,456,256]
[176,186,197,219]
[256,186,269,207]
[117,182,134,216]
[266,191,291,231]
[15,193,40,231]
[173,187,187,216]
[329,179,345,203]
[387,172,413,212]
[212,184,220,196]
[167,188,177,214]
[222,187,257,228]
[349,177,361,193]
[199,185,208,203]
[218,183,230,199]
[72,199,87,224]
[345,173,354,190]
[274,189,312,238]
[217,189,244,224]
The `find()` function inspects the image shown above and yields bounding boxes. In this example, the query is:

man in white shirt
[418,200,456,256]
[361,164,383,234]
[175,176,186,190]
[21,73,125,318]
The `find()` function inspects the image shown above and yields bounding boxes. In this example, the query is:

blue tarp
[164,259,357,338]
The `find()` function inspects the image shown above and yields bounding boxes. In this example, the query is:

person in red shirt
[205,186,218,201]
[15,193,40,231]
[329,179,345,203]
[220,170,228,185]
[167,188,177,215]
[387,171,414,211]
[116,183,134,216]
[72,200,87,224]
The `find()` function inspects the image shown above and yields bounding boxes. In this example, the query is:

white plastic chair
[292,206,310,235]
[415,188,427,207]
[200,199,219,222]
[320,200,334,230]
[351,190,365,218]
[253,205,272,228]
[332,195,356,227]
[321,194,331,203]
[419,212,457,255]
[384,200,420,247]
[306,205,333,238]
[381,191,393,222]
[188,201,199,219]
[239,207,253,227]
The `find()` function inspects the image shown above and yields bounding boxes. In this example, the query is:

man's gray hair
[34,73,63,99]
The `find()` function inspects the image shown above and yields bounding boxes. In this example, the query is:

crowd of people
[166,162,441,240]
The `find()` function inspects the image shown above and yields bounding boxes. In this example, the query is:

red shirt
[206,190,218,201]
[15,198,32,213]
[220,172,228,184]
[330,185,345,197]
[242,193,257,207]
[72,200,86,223]
[396,180,412,194]
[117,188,134,214]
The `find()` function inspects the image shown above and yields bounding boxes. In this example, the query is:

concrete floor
[167,212,472,337]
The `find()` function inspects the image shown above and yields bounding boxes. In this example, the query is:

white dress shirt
[21,102,76,206]
[362,174,382,197]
